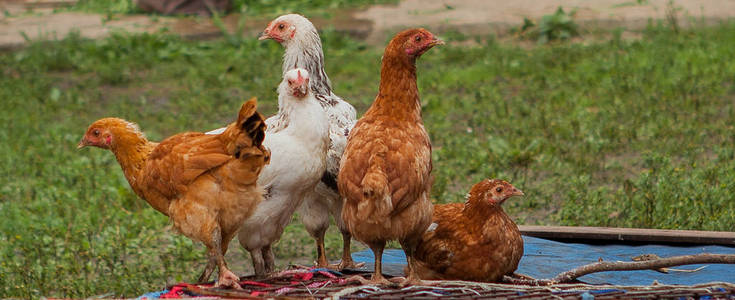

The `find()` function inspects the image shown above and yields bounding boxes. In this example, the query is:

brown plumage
[78,98,270,289]
[338,28,443,285]
[412,179,525,282]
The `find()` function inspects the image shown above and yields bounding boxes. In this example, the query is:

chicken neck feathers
[370,55,422,121]
[102,122,163,212]
[282,24,332,98]
[277,16,357,193]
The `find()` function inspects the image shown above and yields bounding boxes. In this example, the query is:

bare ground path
[2,0,735,49]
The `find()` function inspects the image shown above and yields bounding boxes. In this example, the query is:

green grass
[69,0,139,15]
[1,23,735,298]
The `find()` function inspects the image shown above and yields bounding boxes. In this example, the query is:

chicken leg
[198,231,235,284]
[331,198,361,270]
[197,255,216,283]
[309,229,361,270]
[263,244,276,274]
[202,228,241,289]
[249,248,267,278]
[314,234,329,267]
[298,195,333,268]
[209,246,241,289]
[399,238,426,287]
[367,241,391,285]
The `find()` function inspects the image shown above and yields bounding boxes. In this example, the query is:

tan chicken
[78,98,270,289]
[413,179,525,282]
[338,28,443,285]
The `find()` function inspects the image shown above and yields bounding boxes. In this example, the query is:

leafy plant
[665,0,682,33]
[519,6,580,44]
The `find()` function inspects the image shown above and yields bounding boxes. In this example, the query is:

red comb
[295,70,307,84]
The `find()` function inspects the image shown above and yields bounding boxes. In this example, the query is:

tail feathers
[223,97,270,163]
[236,97,267,147]
[240,114,266,148]
[358,166,392,218]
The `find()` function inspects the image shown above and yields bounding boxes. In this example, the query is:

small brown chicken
[412,179,525,282]
[78,98,270,289]
[338,28,443,285]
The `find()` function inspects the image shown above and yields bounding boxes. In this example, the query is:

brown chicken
[412,179,525,282]
[78,98,270,289]
[338,28,443,285]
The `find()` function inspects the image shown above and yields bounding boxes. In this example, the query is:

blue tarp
[351,236,735,285]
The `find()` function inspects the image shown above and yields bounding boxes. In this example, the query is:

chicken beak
[77,138,88,149]
[258,31,270,41]
[293,85,307,98]
[430,37,445,47]
[512,188,525,197]
[300,85,308,96]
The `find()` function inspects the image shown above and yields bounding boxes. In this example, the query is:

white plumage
[260,13,359,268]
[236,68,330,276]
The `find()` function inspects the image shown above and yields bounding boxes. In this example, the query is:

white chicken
[236,68,330,276]
[259,13,359,269]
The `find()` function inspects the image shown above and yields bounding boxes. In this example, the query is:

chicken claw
[317,259,365,270]
[214,269,243,290]
[392,276,429,287]
[370,278,393,286]
[337,260,366,270]
[345,274,392,286]
[345,274,370,285]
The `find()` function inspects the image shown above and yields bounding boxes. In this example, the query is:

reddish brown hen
[412,179,525,282]
[338,28,443,286]
[78,98,270,289]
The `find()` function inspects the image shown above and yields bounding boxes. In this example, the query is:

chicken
[259,13,359,269]
[78,98,270,289]
[412,179,525,282]
[237,68,330,276]
[338,28,443,285]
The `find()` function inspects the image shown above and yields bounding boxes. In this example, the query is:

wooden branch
[519,225,735,246]
[503,253,735,286]
[553,253,735,282]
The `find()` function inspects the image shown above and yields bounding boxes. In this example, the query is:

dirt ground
[2,0,735,49]
[354,0,735,43]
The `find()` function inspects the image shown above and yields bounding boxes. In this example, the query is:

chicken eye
[93,129,100,136]
[415,35,422,42]
[496,187,503,193]
[278,23,285,30]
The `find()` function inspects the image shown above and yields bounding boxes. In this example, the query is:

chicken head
[259,14,305,44]
[396,28,444,58]
[285,68,310,98]
[78,118,142,150]
[471,179,524,206]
